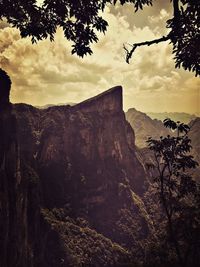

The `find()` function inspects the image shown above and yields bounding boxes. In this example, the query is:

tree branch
[124,34,170,64]
[173,0,180,19]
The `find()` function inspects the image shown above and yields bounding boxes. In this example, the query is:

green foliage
[167,1,200,76]
[146,118,200,267]
[41,208,130,266]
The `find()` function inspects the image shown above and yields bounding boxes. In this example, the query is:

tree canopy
[146,119,200,266]
[0,0,199,76]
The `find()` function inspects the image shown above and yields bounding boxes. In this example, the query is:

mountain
[0,86,151,267]
[195,112,200,117]
[147,112,197,124]
[126,108,169,148]
[126,108,200,183]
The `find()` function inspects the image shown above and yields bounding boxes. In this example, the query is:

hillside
[126,108,169,148]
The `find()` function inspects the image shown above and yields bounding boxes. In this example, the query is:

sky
[0,1,199,113]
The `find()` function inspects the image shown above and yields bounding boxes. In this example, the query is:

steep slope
[0,86,150,267]
[126,108,169,148]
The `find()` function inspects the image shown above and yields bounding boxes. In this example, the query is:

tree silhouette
[0,0,199,76]
[146,119,200,267]
[124,1,200,77]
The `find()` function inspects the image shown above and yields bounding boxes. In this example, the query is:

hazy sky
[0,1,199,113]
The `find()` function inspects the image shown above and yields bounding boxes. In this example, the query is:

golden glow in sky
[0,2,199,113]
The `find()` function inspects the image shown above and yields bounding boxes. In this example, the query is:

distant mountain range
[36,102,76,109]
[126,108,199,148]
[126,108,200,181]
[147,112,197,124]
[126,108,170,148]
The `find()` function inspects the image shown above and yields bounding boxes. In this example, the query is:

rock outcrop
[0,85,150,267]
[0,68,11,106]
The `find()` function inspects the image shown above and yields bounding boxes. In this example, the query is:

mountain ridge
[147,111,197,124]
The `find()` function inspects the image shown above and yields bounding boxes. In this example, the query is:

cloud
[36,0,44,6]
[110,0,172,30]
[0,5,199,114]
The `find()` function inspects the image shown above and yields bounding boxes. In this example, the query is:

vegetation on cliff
[144,119,200,267]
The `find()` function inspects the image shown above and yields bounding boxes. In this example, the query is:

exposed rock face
[0,68,11,106]
[0,86,149,267]
[0,104,41,267]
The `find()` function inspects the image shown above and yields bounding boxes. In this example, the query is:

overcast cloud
[0,3,199,113]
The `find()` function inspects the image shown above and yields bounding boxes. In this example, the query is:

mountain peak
[72,85,123,113]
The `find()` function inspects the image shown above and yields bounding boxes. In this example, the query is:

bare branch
[124,34,171,64]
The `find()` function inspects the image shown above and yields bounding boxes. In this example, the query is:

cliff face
[0,104,40,267]
[0,86,149,267]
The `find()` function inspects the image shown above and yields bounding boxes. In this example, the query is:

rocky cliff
[0,86,150,267]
